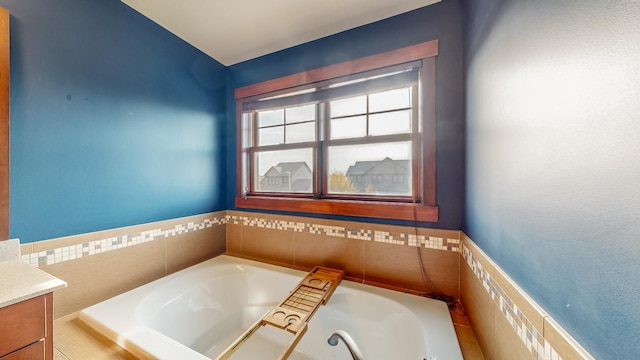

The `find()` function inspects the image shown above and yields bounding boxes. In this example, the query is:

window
[235,40,439,222]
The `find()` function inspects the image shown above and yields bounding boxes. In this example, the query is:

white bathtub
[80,255,463,360]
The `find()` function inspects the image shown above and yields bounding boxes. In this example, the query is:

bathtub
[80,255,463,360]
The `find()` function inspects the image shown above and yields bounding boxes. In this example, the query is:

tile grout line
[462,244,565,360]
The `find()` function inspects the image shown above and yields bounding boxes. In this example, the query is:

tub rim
[79,254,463,360]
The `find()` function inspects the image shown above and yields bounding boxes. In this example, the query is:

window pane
[258,109,284,127]
[258,126,283,146]
[255,148,313,193]
[286,122,315,143]
[369,87,411,113]
[330,95,366,118]
[327,142,412,196]
[330,115,366,140]
[286,104,316,124]
[369,110,411,136]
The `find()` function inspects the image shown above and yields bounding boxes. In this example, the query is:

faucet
[327,330,365,360]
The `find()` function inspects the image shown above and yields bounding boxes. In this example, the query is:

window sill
[235,196,438,223]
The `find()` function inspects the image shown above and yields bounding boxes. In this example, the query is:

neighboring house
[345,157,410,194]
[259,162,312,192]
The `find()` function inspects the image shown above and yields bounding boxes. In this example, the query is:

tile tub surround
[19,212,227,318]
[16,209,593,360]
[460,234,594,360]
[226,211,462,298]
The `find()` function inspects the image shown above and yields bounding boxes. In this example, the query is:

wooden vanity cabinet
[0,293,54,360]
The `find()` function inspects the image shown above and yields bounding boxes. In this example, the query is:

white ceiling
[122,0,440,66]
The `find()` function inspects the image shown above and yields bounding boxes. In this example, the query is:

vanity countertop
[0,261,67,308]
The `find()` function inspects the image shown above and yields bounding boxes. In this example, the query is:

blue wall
[463,0,640,358]
[2,0,227,243]
[226,1,466,230]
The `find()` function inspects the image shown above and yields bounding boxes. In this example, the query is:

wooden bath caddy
[215,266,344,360]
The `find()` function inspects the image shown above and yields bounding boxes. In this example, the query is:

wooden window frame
[235,40,439,222]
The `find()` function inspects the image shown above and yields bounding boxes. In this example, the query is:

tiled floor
[54,312,136,360]
[54,310,484,359]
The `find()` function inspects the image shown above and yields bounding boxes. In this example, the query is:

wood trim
[44,293,53,360]
[422,57,437,205]
[235,40,439,100]
[235,40,440,223]
[235,101,244,198]
[235,196,438,223]
[0,7,9,240]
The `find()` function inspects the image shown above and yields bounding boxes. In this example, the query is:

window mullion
[324,133,412,147]
[318,101,328,198]
[249,112,258,193]
[411,83,420,202]
[283,110,287,145]
[235,40,439,223]
[366,94,370,136]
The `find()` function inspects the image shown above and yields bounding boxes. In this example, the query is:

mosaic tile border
[463,244,563,360]
[21,212,460,269]
[226,214,461,252]
[22,215,226,268]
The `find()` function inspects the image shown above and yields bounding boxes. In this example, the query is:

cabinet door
[0,341,44,360]
[0,296,45,356]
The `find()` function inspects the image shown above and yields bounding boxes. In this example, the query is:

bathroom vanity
[0,261,66,360]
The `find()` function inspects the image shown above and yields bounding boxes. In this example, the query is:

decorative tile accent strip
[21,212,459,269]
[225,214,461,253]
[21,215,227,268]
[463,244,563,360]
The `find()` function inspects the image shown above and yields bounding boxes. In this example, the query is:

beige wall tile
[189,211,226,223]
[494,267,547,333]
[225,209,244,218]
[166,226,226,274]
[226,223,242,255]
[544,317,595,360]
[241,227,295,266]
[42,239,166,318]
[461,233,495,273]
[493,309,535,360]
[111,221,161,238]
[265,213,324,226]
[33,229,114,253]
[294,233,364,281]
[416,226,461,241]
[243,211,268,222]
[324,219,362,230]
[364,241,459,297]
[20,242,32,255]
[418,246,460,298]
[116,212,223,236]
[460,252,495,360]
